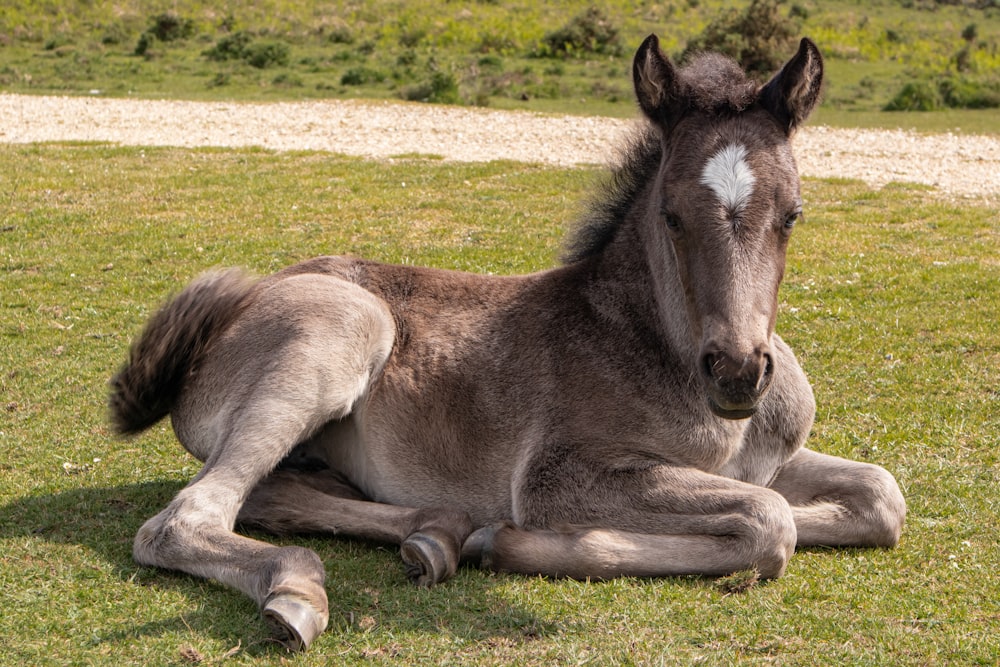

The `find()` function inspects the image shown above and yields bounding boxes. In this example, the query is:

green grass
[1,144,998,665]
[1,0,999,132]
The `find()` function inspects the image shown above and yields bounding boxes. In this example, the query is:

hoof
[262,594,327,652]
[401,530,459,587]
[461,524,501,570]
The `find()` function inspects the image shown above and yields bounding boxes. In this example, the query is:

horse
[109,34,906,651]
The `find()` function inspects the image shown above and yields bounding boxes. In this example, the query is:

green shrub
[341,66,386,86]
[147,13,194,42]
[134,32,154,57]
[885,74,1000,111]
[326,25,354,45]
[204,32,289,69]
[538,7,622,58]
[938,75,1000,108]
[402,71,460,104]
[243,40,289,68]
[203,31,253,62]
[682,0,800,76]
[100,23,129,46]
[397,50,418,67]
[884,80,941,111]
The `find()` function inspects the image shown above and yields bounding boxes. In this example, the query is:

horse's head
[632,34,822,419]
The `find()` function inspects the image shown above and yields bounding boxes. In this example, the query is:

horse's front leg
[769,447,906,547]
[466,458,798,580]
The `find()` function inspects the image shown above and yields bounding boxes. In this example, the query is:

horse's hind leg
[135,464,330,650]
[134,275,395,651]
[237,469,474,587]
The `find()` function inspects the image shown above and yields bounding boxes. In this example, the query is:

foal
[111,34,906,651]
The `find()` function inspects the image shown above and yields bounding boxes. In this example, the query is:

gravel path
[2,93,998,202]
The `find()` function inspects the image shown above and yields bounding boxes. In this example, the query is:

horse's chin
[707,398,758,420]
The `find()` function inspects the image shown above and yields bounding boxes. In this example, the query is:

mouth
[707,397,757,420]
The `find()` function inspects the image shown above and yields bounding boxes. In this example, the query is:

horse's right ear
[633,34,682,127]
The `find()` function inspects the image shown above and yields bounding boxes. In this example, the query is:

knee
[744,491,797,579]
[863,465,906,547]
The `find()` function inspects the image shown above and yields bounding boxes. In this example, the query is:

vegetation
[1,144,998,665]
[681,0,801,76]
[1,0,999,128]
[537,7,624,58]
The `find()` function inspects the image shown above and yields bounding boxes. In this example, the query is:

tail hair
[109,269,256,436]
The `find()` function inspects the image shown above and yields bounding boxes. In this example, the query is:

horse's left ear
[759,38,823,134]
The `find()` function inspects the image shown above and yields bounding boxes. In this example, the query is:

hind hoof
[262,594,327,652]
[401,530,459,587]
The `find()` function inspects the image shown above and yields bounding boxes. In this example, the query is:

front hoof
[262,594,328,652]
[401,530,459,587]
[460,523,503,570]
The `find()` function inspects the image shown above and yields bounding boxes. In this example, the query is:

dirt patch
[2,94,996,202]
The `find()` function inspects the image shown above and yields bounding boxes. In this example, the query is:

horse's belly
[355,412,517,525]
[304,407,513,526]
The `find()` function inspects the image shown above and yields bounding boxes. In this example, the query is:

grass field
[1,0,999,131]
[1,143,998,665]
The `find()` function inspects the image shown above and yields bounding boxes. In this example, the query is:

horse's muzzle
[700,347,774,420]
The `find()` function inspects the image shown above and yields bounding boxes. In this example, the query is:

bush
[326,25,354,45]
[204,31,253,62]
[148,13,194,42]
[402,71,460,104]
[538,7,622,58]
[884,81,940,111]
[938,76,1000,109]
[885,75,1000,111]
[682,0,800,76]
[101,23,129,46]
[243,41,289,68]
[204,32,289,69]
[134,32,154,57]
[341,67,386,86]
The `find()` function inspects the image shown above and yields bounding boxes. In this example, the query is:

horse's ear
[759,38,823,134]
[633,34,682,128]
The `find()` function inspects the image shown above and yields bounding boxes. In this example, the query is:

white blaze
[700,144,756,215]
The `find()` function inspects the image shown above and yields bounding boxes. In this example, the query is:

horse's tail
[109,268,257,436]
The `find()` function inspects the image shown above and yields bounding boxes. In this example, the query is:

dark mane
[562,53,759,265]
[562,125,661,265]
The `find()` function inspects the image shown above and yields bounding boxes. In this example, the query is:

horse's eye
[783,211,802,231]
[662,211,682,232]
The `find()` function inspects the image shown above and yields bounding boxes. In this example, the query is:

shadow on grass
[0,481,563,654]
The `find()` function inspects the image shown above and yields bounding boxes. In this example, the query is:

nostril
[701,352,720,382]
[758,352,775,390]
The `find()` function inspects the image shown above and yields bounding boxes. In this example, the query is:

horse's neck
[581,216,698,365]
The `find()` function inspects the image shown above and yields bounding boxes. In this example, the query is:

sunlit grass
[1,144,997,664]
